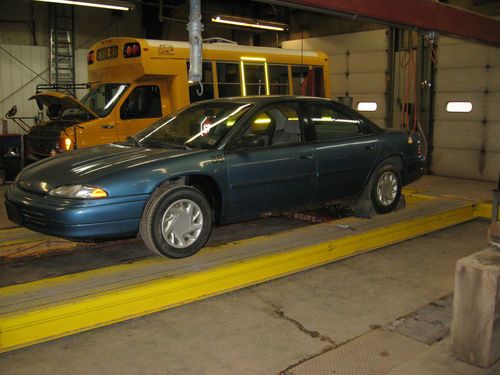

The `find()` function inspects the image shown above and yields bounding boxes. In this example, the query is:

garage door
[282,29,388,128]
[432,36,500,182]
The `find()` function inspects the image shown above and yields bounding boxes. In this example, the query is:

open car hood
[29,92,98,119]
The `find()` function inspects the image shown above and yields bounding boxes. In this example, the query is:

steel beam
[282,0,500,46]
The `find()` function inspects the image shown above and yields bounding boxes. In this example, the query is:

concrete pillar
[450,247,500,367]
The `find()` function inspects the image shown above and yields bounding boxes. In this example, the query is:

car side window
[308,103,365,141]
[235,103,302,149]
[120,86,162,119]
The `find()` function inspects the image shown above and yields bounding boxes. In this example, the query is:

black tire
[368,162,402,214]
[140,184,213,258]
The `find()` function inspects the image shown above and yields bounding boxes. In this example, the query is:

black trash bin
[4,147,21,181]
[0,134,23,183]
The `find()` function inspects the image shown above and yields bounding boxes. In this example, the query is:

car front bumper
[5,184,148,241]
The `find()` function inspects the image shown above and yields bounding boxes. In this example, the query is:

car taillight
[87,50,95,65]
[417,142,424,158]
[123,43,141,58]
[60,137,72,151]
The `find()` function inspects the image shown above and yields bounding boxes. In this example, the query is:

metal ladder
[49,4,76,96]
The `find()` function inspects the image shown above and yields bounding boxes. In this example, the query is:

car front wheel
[140,184,213,258]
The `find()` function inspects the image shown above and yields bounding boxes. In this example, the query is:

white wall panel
[0,45,90,134]
[432,36,500,182]
[432,121,484,150]
[330,51,387,74]
[432,149,483,180]
[485,122,500,152]
[0,44,49,133]
[486,93,500,121]
[484,152,500,181]
[75,49,89,100]
[436,68,490,92]
[283,30,388,127]
[346,72,387,94]
[438,44,489,69]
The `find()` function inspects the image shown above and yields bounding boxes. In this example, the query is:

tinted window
[235,103,301,149]
[188,61,214,103]
[268,65,289,95]
[308,103,364,141]
[217,62,241,97]
[120,86,162,119]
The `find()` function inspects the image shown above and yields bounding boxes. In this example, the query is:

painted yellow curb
[0,201,475,353]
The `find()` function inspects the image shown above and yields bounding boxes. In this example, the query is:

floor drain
[386,294,453,345]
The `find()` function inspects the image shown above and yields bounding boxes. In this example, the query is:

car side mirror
[6,105,17,118]
[239,134,266,149]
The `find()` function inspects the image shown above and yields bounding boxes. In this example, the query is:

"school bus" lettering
[96,46,119,61]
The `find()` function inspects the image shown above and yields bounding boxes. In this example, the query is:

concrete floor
[409,174,497,201]
[1,219,498,374]
[0,175,499,374]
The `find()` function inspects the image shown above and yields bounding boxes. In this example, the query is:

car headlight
[48,184,108,199]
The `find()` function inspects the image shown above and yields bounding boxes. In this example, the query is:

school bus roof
[144,39,322,58]
[88,37,328,83]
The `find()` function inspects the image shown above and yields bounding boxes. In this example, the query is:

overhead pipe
[187,0,204,95]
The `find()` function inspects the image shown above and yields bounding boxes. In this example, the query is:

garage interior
[0,0,499,374]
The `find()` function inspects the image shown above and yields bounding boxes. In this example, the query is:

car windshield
[135,102,252,149]
[80,83,129,117]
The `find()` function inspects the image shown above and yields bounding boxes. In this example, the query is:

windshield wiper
[126,136,142,147]
[141,139,188,150]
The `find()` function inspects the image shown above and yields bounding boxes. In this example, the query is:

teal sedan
[5,96,425,258]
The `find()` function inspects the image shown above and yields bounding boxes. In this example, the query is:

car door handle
[101,124,115,129]
[300,153,314,160]
[365,144,376,151]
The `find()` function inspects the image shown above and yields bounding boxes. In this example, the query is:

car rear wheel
[140,184,212,258]
[369,163,402,214]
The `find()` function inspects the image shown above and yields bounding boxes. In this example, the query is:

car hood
[30,92,98,120]
[17,144,191,194]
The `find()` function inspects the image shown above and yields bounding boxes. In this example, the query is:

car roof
[214,95,331,103]
[201,96,333,105]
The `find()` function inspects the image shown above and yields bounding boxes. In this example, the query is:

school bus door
[116,83,166,140]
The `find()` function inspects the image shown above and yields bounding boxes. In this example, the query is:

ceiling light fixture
[212,15,287,31]
[34,0,134,11]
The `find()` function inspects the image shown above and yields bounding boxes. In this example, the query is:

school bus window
[291,66,309,95]
[268,65,289,95]
[292,66,324,97]
[120,86,162,120]
[244,63,266,96]
[188,61,215,103]
[217,62,241,97]
[81,83,129,117]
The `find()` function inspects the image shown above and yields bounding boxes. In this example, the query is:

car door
[117,85,163,141]
[305,101,380,202]
[225,102,317,221]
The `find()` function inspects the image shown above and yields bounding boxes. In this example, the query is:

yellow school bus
[27,37,330,158]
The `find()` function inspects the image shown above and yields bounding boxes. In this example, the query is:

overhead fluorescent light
[34,0,134,11]
[240,56,266,62]
[212,15,287,31]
